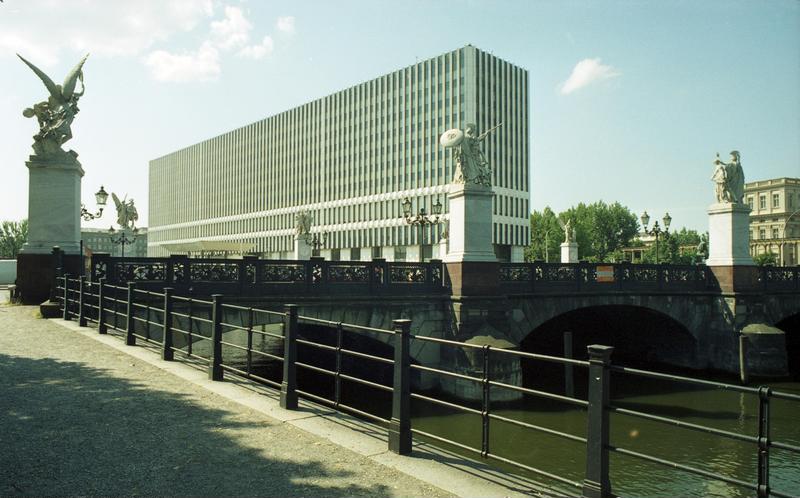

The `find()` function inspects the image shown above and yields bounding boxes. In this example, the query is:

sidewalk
[0,304,552,497]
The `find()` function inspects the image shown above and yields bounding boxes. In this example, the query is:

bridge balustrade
[88,254,446,297]
[54,274,800,498]
[499,262,715,294]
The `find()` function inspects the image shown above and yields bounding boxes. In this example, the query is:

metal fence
[57,274,800,498]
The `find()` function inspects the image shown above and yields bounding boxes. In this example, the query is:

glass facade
[148,46,530,260]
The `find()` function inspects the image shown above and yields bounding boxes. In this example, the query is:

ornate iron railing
[499,262,716,293]
[89,254,446,297]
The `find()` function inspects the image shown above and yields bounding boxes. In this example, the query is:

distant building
[745,177,800,265]
[81,227,148,258]
[148,45,530,262]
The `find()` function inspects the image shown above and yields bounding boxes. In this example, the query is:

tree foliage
[0,219,28,258]
[641,228,706,264]
[526,201,639,262]
[753,252,777,266]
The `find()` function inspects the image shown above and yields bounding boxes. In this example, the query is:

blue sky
[1,0,798,232]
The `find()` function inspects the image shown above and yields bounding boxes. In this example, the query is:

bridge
[76,253,800,381]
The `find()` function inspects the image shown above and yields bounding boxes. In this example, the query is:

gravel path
[0,304,453,497]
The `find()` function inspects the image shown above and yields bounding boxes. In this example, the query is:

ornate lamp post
[402,196,443,262]
[640,211,672,264]
[109,226,138,258]
[309,231,329,257]
[80,186,109,220]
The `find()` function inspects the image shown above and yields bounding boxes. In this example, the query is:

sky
[0,0,798,233]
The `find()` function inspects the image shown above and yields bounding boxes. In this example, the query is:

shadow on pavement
[0,353,390,497]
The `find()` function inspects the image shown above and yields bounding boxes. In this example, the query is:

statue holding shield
[440,123,502,187]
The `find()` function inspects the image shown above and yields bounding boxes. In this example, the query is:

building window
[759,195,766,210]
[747,196,754,210]
[371,246,382,259]
[394,246,407,262]
[749,230,753,240]
[331,248,341,261]
[350,247,361,261]
[759,228,766,240]
[772,193,780,208]
[772,227,779,239]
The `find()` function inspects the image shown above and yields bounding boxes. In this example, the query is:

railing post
[757,387,771,498]
[77,275,87,327]
[739,334,749,384]
[209,294,224,381]
[389,318,412,455]
[125,282,136,346]
[280,304,299,410]
[63,274,71,321]
[50,246,62,301]
[162,288,174,361]
[564,331,575,398]
[481,344,491,458]
[583,344,614,498]
[97,278,107,334]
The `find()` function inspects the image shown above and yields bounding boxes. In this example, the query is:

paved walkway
[0,303,552,497]
[0,304,454,497]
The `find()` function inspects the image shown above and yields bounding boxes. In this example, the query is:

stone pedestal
[16,157,83,304]
[706,202,753,266]
[561,242,578,263]
[20,157,84,255]
[294,236,311,260]
[443,183,496,263]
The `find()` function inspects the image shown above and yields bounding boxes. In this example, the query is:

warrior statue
[295,211,313,239]
[711,150,745,204]
[440,123,502,187]
[112,193,139,230]
[18,53,89,163]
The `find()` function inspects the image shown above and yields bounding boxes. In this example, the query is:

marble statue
[712,150,745,204]
[112,193,138,230]
[18,53,88,163]
[295,211,312,238]
[559,218,575,243]
[441,123,502,186]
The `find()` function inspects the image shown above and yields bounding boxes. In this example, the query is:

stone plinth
[294,236,311,260]
[443,183,496,263]
[706,202,753,266]
[561,242,578,263]
[445,261,499,296]
[21,157,84,255]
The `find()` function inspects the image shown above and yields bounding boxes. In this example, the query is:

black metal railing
[499,262,716,293]
[88,254,446,297]
[53,276,800,498]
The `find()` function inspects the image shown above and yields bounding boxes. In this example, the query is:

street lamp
[640,211,672,264]
[80,186,109,221]
[402,196,443,262]
[309,231,329,257]
[109,225,138,258]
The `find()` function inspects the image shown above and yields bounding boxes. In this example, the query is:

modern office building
[745,177,800,265]
[148,45,530,261]
[82,227,148,258]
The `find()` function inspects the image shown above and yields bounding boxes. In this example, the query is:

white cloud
[210,6,252,50]
[276,16,296,34]
[560,58,620,95]
[0,0,214,63]
[238,36,274,60]
[143,41,220,82]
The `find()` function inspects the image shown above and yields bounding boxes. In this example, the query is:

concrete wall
[0,260,16,285]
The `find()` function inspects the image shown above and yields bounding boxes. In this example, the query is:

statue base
[294,236,312,260]
[561,242,578,263]
[706,202,753,266]
[16,253,82,305]
[443,183,496,262]
[20,156,84,256]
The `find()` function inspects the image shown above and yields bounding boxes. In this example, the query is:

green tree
[642,228,705,264]
[0,219,28,258]
[753,252,777,266]
[525,207,561,261]
[526,201,639,262]
[560,201,639,262]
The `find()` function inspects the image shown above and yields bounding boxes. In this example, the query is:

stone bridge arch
[506,294,736,371]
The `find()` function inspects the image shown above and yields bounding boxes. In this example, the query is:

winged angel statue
[112,193,138,230]
[18,53,88,163]
[558,218,575,243]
